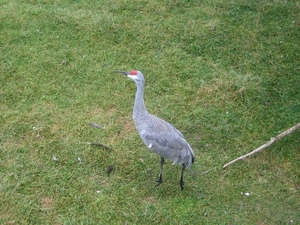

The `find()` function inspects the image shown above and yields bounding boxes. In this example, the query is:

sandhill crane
[115,70,195,190]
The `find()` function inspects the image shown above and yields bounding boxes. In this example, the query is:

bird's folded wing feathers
[142,130,192,166]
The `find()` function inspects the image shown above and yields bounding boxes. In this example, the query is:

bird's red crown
[130,70,138,75]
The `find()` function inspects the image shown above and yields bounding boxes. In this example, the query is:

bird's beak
[114,71,129,76]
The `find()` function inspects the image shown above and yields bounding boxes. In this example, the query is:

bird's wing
[140,121,193,167]
[145,130,186,150]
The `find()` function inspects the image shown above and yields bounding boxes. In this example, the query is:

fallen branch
[223,123,300,169]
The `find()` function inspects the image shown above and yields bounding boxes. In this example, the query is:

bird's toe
[180,180,184,190]
[156,175,163,186]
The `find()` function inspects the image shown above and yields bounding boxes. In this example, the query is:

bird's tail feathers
[185,144,195,168]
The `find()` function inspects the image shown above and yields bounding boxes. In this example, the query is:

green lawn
[1,0,299,224]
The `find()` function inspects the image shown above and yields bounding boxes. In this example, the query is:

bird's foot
[156,175,162,187]
[180,180,184,190]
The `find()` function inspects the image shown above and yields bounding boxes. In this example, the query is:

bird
[115,70,195,190]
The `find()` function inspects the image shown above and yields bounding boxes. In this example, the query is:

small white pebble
[33,126,36,130]
[245,192,250,196]
[53,156,58,161]
[226,111,229,114]
[96,190,101,194]
[78,157,82,163]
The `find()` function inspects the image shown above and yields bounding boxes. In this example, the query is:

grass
[1,0,299,224]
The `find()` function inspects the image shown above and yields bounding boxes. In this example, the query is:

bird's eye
[130,70,138,75]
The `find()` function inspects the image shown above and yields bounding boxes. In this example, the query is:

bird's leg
[156,157,164,186]
[180,164,186,190]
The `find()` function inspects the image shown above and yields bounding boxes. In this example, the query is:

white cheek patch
[148,143,153,149]
[128,75,137,80]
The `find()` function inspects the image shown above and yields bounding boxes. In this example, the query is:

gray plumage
[115,70,195,190]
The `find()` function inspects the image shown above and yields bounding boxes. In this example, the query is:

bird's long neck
[133,81,148,121]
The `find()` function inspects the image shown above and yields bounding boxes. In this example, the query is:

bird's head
[115,70,144,83]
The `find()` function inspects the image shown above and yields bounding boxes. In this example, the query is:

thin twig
[223,123,300,169]
[88,122,103,129]
[200,169,212,176]
[87,142,112,150]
